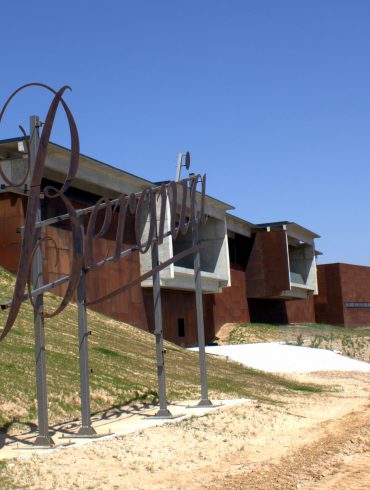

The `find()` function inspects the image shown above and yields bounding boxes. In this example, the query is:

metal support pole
[30,115,54,446]
[175,153,183,182]
[192,227,213,407]
[76,217,97,436]
[151,240,173,418]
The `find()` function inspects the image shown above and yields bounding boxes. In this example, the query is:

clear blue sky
[1,1,370,265]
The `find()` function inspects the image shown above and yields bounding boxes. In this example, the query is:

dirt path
[2,371,369,489]
[211,403,369,489]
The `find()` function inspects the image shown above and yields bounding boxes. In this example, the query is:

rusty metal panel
[314,264,344,326]
[212,267,250,332]
[313,263,370,327]
[142,289,215,347]
[246,230,290,298]
[285,296,315,323]
[0,194,26,273]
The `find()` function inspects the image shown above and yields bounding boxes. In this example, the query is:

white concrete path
[191,343,370,373]
[0,399,249,459]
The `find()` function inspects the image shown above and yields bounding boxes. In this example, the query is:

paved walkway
[193,343,370,373]
[0,398,248,459]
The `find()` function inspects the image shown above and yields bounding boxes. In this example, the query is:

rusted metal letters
[0,84,208,339]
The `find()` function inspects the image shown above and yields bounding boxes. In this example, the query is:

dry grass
[218,322,370,362]
[0,268,322,435]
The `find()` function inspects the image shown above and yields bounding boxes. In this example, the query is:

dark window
[344,302,370,308]
[178,318,185,337]
[228,237,237,264]
[228,234,253,268]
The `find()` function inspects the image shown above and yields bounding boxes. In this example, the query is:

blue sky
[1,1,370,264]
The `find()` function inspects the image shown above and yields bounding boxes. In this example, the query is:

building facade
[314,263,370,327]
[0,138,321,345]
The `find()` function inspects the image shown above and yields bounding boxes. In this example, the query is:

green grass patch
[0,268,323,433]
[93,347,123,358]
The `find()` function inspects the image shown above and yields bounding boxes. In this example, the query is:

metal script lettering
[0,84,208,340]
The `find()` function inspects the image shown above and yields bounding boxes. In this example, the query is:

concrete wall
[140,212,230,293]
[289,243,317,292]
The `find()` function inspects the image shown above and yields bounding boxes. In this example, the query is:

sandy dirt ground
[2,370,369,489]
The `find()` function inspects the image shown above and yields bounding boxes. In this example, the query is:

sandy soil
[2,370,369,489]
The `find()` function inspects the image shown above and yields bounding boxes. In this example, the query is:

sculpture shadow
[0,389,160,445]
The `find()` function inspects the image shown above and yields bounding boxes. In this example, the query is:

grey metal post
[151,240,172,417]
[30,115,54,446]
[175,153,183,182]
[76,216,96,436]
[193,227,212,407]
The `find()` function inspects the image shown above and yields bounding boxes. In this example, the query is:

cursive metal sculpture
[0,84,212,445]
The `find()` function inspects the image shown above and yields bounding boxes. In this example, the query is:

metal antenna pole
[151,240,173,418]
[192,227,212,407]
[76,216,97,436]
[30,115,54,446]
[175,153,183,182]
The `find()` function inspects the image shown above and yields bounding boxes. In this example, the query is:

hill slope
[0,268,320,432]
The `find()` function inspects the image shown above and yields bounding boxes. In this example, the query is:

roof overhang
[0,138,233,219]
[254,221,320,240]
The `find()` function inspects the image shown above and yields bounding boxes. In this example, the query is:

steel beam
[151,240,173,418]
[30,115,54,446]
[76,217,97,436]
[192,227,213,407]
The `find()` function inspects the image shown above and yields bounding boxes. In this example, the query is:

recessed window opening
[344,302,370,308]
[178,318,185,337]
[228,234,251,268]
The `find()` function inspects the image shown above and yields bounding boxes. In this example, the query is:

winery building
[1,137,358,346]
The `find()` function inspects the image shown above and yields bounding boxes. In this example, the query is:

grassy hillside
[221,322,370,362]
[0,268,321,433]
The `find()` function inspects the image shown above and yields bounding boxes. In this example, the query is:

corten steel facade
[0,190,220,346]
[229,220,319,326]
[0,138,320,346]
[314,263,370,328]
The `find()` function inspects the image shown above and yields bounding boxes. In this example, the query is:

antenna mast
[175,152,191,181]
